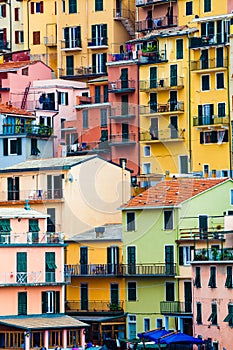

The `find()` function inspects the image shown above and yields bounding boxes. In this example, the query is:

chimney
[95,226,105,238]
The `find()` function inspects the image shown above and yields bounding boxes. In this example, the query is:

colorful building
[0,206,87,350]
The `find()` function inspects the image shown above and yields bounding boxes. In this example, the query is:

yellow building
[65,224,126,345]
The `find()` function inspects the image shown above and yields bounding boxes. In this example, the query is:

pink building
[0,206,87,350]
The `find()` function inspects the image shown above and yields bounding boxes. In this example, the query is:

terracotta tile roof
[122,178,229,209]
[0,103,33,116]
[0,60,38,71]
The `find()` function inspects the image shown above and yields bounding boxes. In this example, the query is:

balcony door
[80,247,88,274]
[199,215,208,238]
[169,91,177,112]
[127,246,136,274]
[165,245,174,275]
[110,283,119,306]
[47,175,63,199]
[107,246,119,274]
[120,68,128,89]
[17,252,27,283]
[184,281,192,312]
[170,116,178,139]
[200,49,208,69]
[7,176,19,201]
[81,283,88,310]
[122,123,129,141]
[121,95,128,116]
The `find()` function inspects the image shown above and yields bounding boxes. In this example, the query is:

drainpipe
[226,38,232,176]
[188,36,192,172]
[27,0,30,51]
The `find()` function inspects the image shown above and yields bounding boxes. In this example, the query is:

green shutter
[150,67,157,88]
[3,138,8,156]
[17,252,27,272]
[0,219,11,232]
[18,292,27,315]
[176,39,183,59]
[29,219,40,232]
[170,64,177,86]
[42,291,48,313]
[179,247,184,265]
[55,291,60,313]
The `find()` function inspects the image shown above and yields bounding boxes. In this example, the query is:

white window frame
[8,138,17,155]
[201,74,210,91]
[183,246,191,266]
[164,210,174,230]
[216,72,224,90]
[143,162,151,174]
[144,145,151,157]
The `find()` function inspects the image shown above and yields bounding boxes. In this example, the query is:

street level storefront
[0,314,88,349]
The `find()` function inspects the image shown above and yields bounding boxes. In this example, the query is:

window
[204,0,211,12]
[186,1,192,15]
[223,304,233,326]
[164,210,173,230]
[17,252,27,283]
[144,318,150,332]
[45,252,57,282]
[149,93,157,112]
[208,266,216,288]
[128,315,136,340]
[170,64,177,86]
[156,319,163,328]
[81,283,88,310]
[225,266,233,288]
[31,2,44,14]
[62,0,65,12]
[66,55,74,75]
[100,129,108,142]
[4,138,22,156]
[33,31,40,45]
[47,208,56,233]
[95,0,103,11]
[126,212,135,231]
[29,219,40,243]
[144,146,151,157]
[165,282,175,301]
[91,24,107,46]
[64,26,81,48]
[179,155,188,174]
[7,177,19,201]
[104,85,108,102]
[231,190,233,205]
[179,246,193,265]
[200,130,228,144]
[216,73,224,89]
[216,47,224,67]
[208,303,217,325]
[95,86,101,103]
[218,103,225,117]
[202,75,210,91]
[47,175,63,199]
[15,31,24,44]
[92,53,107,74]
[0,4,6,17]
[15,7,20,21]
[82,110,88,129]
[58,91,68,105]
[150,67,157,88]
[128,282,136,301]
[31,138,40,156]
[196,302,202,324]
[0,219,11,244]
[110,283,119,306]
[18,292,27,315]
[194,267,201,288]
[42,291,60,314]
[100,109,107,127]
[68,0,77,13]
[143,163,151,174]
[176,39,183,59]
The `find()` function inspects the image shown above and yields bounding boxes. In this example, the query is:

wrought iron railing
[66,300,124,312]
[160,301,192,314]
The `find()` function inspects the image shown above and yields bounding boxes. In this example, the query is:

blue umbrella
[159,332,205,345]
[138,329,170,342]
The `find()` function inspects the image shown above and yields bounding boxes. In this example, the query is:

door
[81,283,88,310]
[184,281,192,312]
[121,68,128,89]
[80,247,88,274]
[47,208,55,233]
[110,283,119,307]
[199,215,208,238]
[170,64,177,86]
[170,116,178,139]
[149,92,157,112]
[107,246,119,274]
[200,49,208,69]
[179,155,188,174]
[7,177,19,201]
[216,47,223,67]
[169,91,177,112]
[150,67,157,88]
[150,117,158,140]
[165,246,174,275]
[147,10,153,30]
[122,123,129,141]
[165,282,175,301]
[66,55,74,75]
[127,246,136,274]
[17,252,27,283]
[121,95,128,116]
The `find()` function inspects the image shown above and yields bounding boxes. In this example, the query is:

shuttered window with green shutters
[17,252,27,283]
[18,292,27,315]
[45,252,56,282]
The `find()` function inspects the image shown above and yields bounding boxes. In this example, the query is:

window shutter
[42,292,48,313]
[2,4,6,17]
[14,8,19,21]
[3,138,8,156]
[3,28,6,42]
[40,1,44,13]
[107,247,111,265]
[198,105,202,117]
[65,92,68,105]
[15,31,19,44]
[223,130,228,142]
[200,132,204,144]
[179,247,184,265]
[31,2,34,14]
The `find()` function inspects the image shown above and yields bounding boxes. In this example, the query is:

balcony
[108,80,136,93]
[0,232,65,245]
[189,35,229,49]
[109,133,136,146]
[66,300,124,313]
[0,270,69,286]
[190,58,228,71]
[140,128,185,143]
[178,228,227,242]
[193,115,229,127]
[2,124,53,137]
[136,16,178,32]
[87,37,108,49]
[139,77,184,91]
[44,36,57,47]
[160,301,192,315]
[0,188,63,203]
[138,49,167,64]
[108,52,136,62]
[109,105,136,119]
[136,0,176,6]
[76,94,108,106]
[140,101,184,115]
[58,66,107,78]
[65,263,176,277]
[194,247,233,262]
[61,39,82,51]
[66,141,110,156]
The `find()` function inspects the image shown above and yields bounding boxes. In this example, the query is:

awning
[74,314,126,323]
[0,314,89,331]
[0,220,11,232]
[29,221,40,232]
[138,329,170,341]
[159,332,205,345]
[46,262,57,270]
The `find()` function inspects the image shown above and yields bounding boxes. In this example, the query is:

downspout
[27,0,30,51]
[188,36,192,172]
[226,37,232,176]
[9,0,12,51]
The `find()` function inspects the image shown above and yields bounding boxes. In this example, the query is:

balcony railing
[87,37,108,48]
[0,232,64,245]
[108,80,136,92]
[0,189,63,202]
[136,0,176,6]
[179,228,227,241]
[136,16,177,32]
[109,105,136,118]
[66,300,124,313]
[140,128,185,142]
[65,263,176,276]
[58,66,107,77]
[194,247,233,262]
[61,39,82,50]
[190,58,228,71]
[108,52,136,62]
[160,301,192,315]
[76,94,108,105]
[44,36,57,46]
[2,124,53,137]
[189,35,229,49]
[193,115,229,127]
[109,133,136,145]
[139,77,184,91]
[66,141,110,154]
[0,270,68,285]
[138,50,167,64]
[140,101,184,115]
